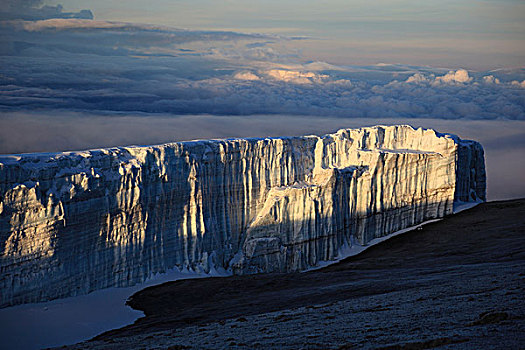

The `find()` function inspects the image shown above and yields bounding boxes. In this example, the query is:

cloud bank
[0,16,524,120]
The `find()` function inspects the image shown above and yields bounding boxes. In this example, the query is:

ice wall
[0,125,485,307]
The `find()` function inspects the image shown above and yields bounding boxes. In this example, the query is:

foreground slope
[0,125,485,306]
[70,199,525,350]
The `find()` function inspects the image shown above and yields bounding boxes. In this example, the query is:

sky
[43,0,525,69]
[0,0,524,199]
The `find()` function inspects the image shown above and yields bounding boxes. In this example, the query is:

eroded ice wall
[0,125,485,307]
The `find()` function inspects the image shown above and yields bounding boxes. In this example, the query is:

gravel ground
[59,199,525,350]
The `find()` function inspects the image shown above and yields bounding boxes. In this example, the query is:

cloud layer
[0,17,524,120]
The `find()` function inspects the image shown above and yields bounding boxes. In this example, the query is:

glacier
[0,125,485,307]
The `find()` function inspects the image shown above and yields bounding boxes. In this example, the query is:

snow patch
[0,267,230,350]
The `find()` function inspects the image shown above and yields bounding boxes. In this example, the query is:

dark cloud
[0,0,92,20]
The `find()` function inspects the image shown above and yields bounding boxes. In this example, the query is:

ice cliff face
[0,125,485,307]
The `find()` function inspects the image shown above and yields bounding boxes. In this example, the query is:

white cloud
[14,18,130,31]
[405,73,431,84]
[327,79,352,87]
[407,70,477,85]
[511,80,525,88]
[233,71,260,81]
[264,69,328,84]
[482,75,500,84]
[434,69,472,84]
[234,69,351,86]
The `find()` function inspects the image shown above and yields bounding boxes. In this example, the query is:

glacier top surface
[0,125,460,167]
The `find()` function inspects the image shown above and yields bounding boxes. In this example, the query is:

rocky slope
[0,125,485,306]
